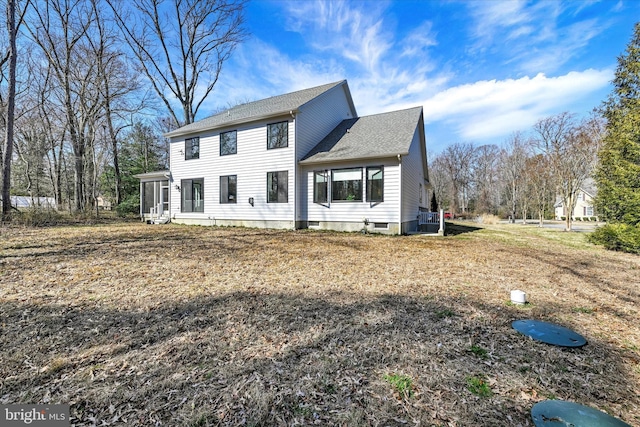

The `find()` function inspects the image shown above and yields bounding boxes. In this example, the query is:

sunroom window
[331,168,362,201]
[314,171,328,204]
[366,166,383,202]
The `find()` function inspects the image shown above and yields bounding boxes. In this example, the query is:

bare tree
[108,0,247,125]
[525,153,553,226]
[439,142,476,215]
[500,132,530,223]
[2,0,18,220]
[26,0,103,211]
[473,144,500,214]
[88,0,145,205]
[533,112,601,231]
[428,154,451,212]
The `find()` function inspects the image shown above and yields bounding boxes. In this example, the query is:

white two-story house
[136,80,432,234]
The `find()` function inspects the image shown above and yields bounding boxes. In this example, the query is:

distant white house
[10,196,56,209]
[554,179,598,220]
[137,80,434,234]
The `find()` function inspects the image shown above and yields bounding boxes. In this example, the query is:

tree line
[431,20,640,252]
[0,0,247,220]
[429,112,602,231]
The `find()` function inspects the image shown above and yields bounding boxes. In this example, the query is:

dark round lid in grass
[531,400,632,426]
[512,319,587,347]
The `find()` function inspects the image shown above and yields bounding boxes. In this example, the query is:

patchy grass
[383,373,415,399]
[466,375,493,397]
[469,345,489,359]
[0,222,639,426]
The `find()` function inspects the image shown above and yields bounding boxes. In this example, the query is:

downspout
[397,154,402,235]
[291,110,297,230]
[139,181,143,221]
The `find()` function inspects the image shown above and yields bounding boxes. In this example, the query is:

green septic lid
[531,400,632,426]
[512,319,587,347]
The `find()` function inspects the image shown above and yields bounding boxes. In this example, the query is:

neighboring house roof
[165,80,355,138]
[299,107,424,164]
[554,178,597,208]
[581,178,597,198]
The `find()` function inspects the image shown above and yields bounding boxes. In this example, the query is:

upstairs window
[332,168,362,201]
[181,178,204,212]
[220,175,237,204]
[366,166,383,202]
[220,130,237,156]
[185,137,200,160]
[267,171,288,203]
[314,171,328,204]
[267,121,288,149]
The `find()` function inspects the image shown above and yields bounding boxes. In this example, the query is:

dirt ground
[1,222,638,426]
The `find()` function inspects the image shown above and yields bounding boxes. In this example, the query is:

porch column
[159,181,164,215]
[139,181,144,218]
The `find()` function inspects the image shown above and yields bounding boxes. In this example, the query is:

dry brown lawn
[0,221,639,426]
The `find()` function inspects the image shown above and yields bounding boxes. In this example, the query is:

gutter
[397,154,402,236]
[292,110,297,230]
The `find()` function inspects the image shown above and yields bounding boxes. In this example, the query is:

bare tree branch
[107,0,247,126]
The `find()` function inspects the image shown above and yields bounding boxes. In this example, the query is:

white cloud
[419,69,612,142]
[283,0,393,74]
[467,1,608,74]
[197,40,345,115]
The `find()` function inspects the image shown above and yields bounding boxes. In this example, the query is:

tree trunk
[538,208,544,227]
[2,0,17,222]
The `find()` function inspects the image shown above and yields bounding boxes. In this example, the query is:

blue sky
[206,0,640,154]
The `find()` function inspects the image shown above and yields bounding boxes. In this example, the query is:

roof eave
[134,170,171,180]
[164,109,300,139]
[299,151,410,166]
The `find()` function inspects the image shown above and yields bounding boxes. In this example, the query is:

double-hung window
[313,171,328,204]
[181,178,204,212]
[185,137,200,160]
[220,130,237,156]
[267,171,288,203]
[366,166,383,202]
[220,175,237,204]
[267,121,288,149]
[331,168,362,201]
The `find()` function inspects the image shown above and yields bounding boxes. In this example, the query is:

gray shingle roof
[300,106,423,164]
[165,80,348,138]
[582,178,597,197]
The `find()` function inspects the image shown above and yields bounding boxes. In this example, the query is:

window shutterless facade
[267,171,288,203]
[220,130,237,156]
[220,175,237,204]
[267,121,288,149]
[366,166,383,202]
[313,170,328,204]
[181,178,204,212]
[331,168,362,201]
[185,137,200,160]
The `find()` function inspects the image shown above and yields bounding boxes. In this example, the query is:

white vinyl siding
[302,159,400,224]
[295,84,355,221]
[295,85,355,160]
[169,115,295,222]
[401,125,428,223]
